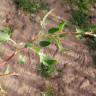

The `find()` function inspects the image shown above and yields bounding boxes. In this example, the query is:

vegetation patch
[14,0,49,13]
[61,0,96,28]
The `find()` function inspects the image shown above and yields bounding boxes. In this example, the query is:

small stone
[80,80,90,89]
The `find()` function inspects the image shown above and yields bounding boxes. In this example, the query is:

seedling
[0,10,96,78]
[25,15,66,77]
[2,10,66,77]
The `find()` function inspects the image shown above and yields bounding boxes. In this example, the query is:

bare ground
[0,0,96,96]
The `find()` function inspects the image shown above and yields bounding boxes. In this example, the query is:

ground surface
[0,0,96,96]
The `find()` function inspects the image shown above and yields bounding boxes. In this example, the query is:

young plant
[0,8,70,77]
[25,18,66,77]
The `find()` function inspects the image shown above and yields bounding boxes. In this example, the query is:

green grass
[14,0,49,13]
[60,0,96,28]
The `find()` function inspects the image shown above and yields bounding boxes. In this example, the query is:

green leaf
[48,28,59,34]
[39,41,51,47]
[58,20,65,31]
[25,43,40,54]
[76,28,86,33]
[40,53,56,66]
[39,53,57,77]
[18,54,26,64]
[0,31,10,42]
[44,59,57,66]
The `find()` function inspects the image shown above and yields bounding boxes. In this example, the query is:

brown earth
[0,0,96,96]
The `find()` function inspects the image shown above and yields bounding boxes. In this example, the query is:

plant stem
[10,39,17,45]
[0,72,19,77]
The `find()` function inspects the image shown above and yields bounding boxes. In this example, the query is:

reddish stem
[0,52,16,67]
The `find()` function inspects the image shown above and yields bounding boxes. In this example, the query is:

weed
[0,10,66,77]
[0,10,96,77]
[25,15,66,77]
